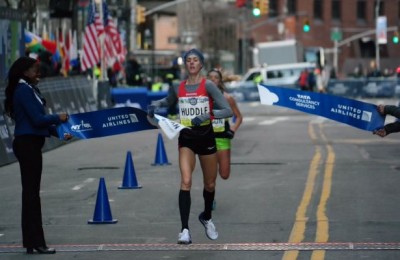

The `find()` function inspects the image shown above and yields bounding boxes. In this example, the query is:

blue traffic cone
[119,151,142,189]
[88,178,118,224]
[152,133,171,166]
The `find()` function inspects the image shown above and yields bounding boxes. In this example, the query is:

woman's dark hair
[207,68,225,92]
[4,56,37,118]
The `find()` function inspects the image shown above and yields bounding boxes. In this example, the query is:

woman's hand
[373,128,387,137]
[59,113,69,122]
[377,105,385,115]
[63,133,73,141]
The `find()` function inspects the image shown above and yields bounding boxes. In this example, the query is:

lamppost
[144,28,155,79]
[375,0,381,71]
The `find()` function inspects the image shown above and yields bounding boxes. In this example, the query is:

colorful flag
[70,30,79,68]
[62,29,71,76]
[25,31,57,54]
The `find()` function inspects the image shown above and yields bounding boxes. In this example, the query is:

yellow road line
[282,123,322,260]
[311,125,335,260]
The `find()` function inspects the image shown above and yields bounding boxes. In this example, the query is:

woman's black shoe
[26,246,56,254]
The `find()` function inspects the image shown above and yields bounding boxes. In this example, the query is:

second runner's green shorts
[215,138,231,151]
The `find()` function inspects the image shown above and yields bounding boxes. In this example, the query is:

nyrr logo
[71,120,93,132]
[189,98,197,106]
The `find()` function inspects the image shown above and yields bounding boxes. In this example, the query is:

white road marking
[243,117,256,122]
[259,116,289,125]
[310,116,327,123]
[72,178,96,191]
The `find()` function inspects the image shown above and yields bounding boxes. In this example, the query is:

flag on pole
[25,31,57,54]
[102,1,127,67]
[81,0,101,71]
[81,0,126,71]
[61,29,71,76]
[70,30,79,68]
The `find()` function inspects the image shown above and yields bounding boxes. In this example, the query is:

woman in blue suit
[4,56,70,254]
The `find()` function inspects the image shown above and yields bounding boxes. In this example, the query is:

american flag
[81,0,126,71]
[81,0,100,71]
[102,2,126,67]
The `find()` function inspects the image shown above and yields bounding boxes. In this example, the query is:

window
[247,72,261,82]
[314,0,323,20]
[287,0,297,15]
[332,0,341,21]
[357,0,366,21]
[399,1,400,19]
[269,0,278,17]
[267,70,283,79]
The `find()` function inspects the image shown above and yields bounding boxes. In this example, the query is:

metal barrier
[327,78,400,98]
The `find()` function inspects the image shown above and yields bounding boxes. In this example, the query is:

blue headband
[183,48,204,65]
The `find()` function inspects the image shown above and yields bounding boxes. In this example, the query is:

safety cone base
[118,185,142,189]
[88,219,118,224]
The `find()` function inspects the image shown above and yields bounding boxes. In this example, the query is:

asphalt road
[1,100,400,260]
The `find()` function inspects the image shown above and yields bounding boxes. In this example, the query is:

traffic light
[303,18,310,32]
[252,0,261,17]
[136,5,146,24]
[393,31,399,44]
[236,0,246,8]
[260,0,269,15]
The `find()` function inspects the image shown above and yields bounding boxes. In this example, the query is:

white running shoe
[198,212,218,240]
[178,228,192,244]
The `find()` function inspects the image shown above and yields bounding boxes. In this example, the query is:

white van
[226,62,316,101]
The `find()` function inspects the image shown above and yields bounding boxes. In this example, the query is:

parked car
[226,62,316,102]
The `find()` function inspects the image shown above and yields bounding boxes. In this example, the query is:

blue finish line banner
[257,84,385,131]
[57,107,157,139]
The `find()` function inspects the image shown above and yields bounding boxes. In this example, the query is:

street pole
[241,8,248,74]
[375,0,381,71]
[97,0,106,82]
[333,40,338,73]
[129,0,137,51]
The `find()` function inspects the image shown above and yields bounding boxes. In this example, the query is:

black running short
[178,124,217,155]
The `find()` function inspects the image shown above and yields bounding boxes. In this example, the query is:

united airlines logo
[71,120,93,132]
[361,111,372,122]
[103,113,138,128]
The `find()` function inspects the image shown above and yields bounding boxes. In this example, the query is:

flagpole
[97,0,106,82]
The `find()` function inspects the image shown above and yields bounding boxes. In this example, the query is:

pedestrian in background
[373,104,400,137]
[315,68,326,93]
[148,49,232,244]
[3,56,71,254]
[298,69,309,91]
[125,52,143,86]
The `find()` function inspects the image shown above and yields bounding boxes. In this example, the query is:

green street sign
[331,28,342,41]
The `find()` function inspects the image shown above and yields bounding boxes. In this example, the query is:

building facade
[250,0,400,77]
